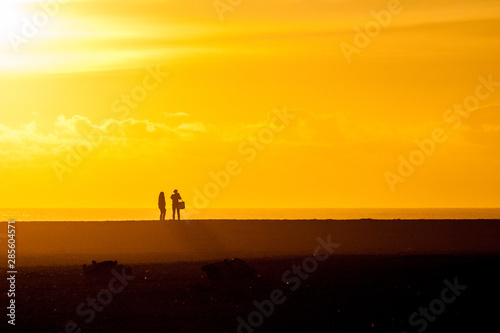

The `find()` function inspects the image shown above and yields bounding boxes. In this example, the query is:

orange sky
[1,0,499,209]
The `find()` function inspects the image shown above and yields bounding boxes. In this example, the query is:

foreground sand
[5,219,500,266]
[2,219,499,332]
[4,254,500,332]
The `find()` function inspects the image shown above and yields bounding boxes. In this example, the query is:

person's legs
[172,206,176,220]
[176,207,180,220]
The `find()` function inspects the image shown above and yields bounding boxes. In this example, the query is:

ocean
[2,208,500,221]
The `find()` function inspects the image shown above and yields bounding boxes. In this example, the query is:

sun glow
[0,1,22,39]
[1,0,64,49]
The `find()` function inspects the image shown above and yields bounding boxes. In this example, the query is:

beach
[2,219,500,332]
[6,219,500,266]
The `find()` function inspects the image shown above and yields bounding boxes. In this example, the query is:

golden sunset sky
[1,0,499,209]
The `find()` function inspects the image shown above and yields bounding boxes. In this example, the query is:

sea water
[2,208,500,221]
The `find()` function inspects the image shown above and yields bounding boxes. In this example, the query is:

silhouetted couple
[158,189,182,221]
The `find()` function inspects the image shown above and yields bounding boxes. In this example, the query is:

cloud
[163,112,190,118]
[0,115,217,165]
[459,103,500,147]
[2,104,498,169]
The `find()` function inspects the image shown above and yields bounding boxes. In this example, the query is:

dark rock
[202,258,255,280]
[83,260,132,276]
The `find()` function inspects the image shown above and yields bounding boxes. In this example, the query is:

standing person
[158,192,166,221]
[171,189,182,220]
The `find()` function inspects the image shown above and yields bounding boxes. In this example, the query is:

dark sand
[6,219,500,266]
[2,220,500,332]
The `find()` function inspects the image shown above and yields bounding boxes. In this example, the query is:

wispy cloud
[163,112,190,118]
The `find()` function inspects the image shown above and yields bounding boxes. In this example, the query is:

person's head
[159,192,164,198]
[174,189,178,193]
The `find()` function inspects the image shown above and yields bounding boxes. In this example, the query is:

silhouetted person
[158,192,166,221]
[171,189,182,220]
